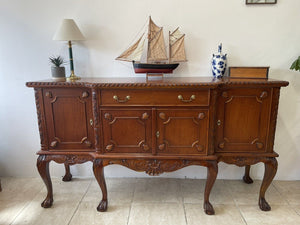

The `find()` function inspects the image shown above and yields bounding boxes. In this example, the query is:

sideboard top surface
[26,77,289,88]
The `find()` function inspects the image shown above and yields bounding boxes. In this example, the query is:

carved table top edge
[26,77,289,88]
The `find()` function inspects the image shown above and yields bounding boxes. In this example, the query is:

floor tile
[184,203,246,225]
[128,203,186,225]
[11,198,79,225]
[224,180,287,205]
[133,190,182,203]
[69,202,130,225]
[0,200,29,225]
[135,178,181,193]
[273,181,300,194]
[182,180,235,204]
[292,204,300,216]
[0,178,43,201]
[239,204,300,225]
[35,178,91,203]
[273,181,300,205]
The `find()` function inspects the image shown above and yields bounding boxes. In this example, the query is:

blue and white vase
[212,43,227,79]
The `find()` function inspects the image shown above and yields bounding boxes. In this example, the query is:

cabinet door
[43,88,94,151]
[216,89,272,152]
[102,110,152,153]
[156,109,208,155]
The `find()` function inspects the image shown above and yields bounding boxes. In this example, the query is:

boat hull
[133,62,179,74]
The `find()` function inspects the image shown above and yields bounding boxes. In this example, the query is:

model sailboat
[116,16,187,74]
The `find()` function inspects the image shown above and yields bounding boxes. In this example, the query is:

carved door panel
[156,109,208,155]
[43,88,94,151]
[102,110,152,153]
[216,88,272,152]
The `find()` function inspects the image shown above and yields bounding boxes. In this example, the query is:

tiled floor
[0,177,300,225]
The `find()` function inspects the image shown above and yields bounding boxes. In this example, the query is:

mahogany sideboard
[26,77,288,215]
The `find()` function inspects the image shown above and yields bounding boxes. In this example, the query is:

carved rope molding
[34,88,48,149]
[268,88,280,152]
[26,80,288,89]
[92,89,101,151]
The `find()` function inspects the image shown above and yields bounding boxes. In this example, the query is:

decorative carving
[159,112,166,120]
[260,91,268,99]
[218,156,265,167]
[45,91,52,98]
[198,112,205,120]
[158,143,165,151]
[50,140,58,148]
[222,91,228,98]
[92,89,100,151]
[268,88,280,152]
[146,160,162,175]
[218,142,225,149]
[26,79,288,89]
[196,144,204,152]
[142,143,150,151]
[84,140,92,148]
[256,142,264,149]
[104,113,112,121]
[34,88,48,150]
[104,159,216,176]
[82,91,89,98]
[142,112,149,120]
[106,144,114,151]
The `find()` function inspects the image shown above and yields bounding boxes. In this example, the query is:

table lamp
[53,19,85,81]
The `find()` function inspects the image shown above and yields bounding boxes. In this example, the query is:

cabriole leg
[243,165,253,184]
[204,160,218,215]
[37,155,53,208]
[259,157,278,211]
[62,162,72,182]
[93,159,108,212]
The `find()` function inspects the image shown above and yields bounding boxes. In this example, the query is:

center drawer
[101,89,210,106]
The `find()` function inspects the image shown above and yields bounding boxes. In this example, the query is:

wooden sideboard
[26,77,288,215]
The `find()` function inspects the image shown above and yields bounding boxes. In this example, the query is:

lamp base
[67,73,81,81]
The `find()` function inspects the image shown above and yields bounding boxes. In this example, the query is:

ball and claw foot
[97,200,108,212]
[62,173,72,182]
[259,197,271,211]
[243,175,253,184]
[41,197,53,208]
[204,202,215,215]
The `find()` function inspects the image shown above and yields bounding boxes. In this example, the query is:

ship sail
[115,34,145,62]
[169,28,187,62]
[116,17,168,63]
[147,18,168,62]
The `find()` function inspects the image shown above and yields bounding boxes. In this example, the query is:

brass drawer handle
[113,95,130,103]
[178,94,196,103]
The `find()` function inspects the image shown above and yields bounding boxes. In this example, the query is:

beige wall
[0,0,299,179]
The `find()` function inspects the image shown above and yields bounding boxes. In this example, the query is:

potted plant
[290,56,300,72]
[49,55,66,79]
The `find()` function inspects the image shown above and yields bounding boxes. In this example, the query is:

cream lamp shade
[53,19,85,41]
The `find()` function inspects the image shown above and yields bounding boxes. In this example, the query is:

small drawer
[101,89,210,106]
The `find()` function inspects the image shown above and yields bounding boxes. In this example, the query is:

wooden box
[229,67,269,79]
